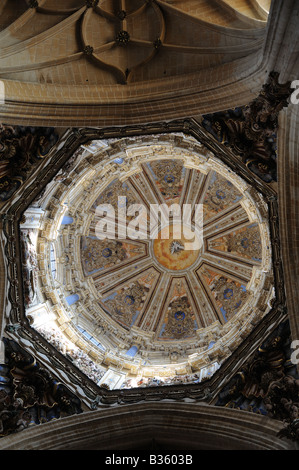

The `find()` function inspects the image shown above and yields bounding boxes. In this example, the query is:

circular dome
[22,133,274,386]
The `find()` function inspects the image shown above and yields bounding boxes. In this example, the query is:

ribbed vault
[0,0,272,126]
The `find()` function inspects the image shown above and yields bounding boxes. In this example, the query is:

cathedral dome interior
[0,0,298,452]
[21,132,274,389]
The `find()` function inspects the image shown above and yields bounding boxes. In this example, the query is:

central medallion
[153,224,201,271]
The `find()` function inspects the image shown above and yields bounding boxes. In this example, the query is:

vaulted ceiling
[0,0,269,85]
[0,0,272,125]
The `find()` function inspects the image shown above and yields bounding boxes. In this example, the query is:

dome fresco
[20,133,274,389]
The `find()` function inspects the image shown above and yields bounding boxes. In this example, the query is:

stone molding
[0,401,296,450]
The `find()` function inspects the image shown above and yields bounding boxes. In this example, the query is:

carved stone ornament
[215,321,299,442]
[0,124,58,203]
[201,72,294,183]
[0,338,82,437]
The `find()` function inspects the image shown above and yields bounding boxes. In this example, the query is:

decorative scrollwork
[0,339,82,437]
[0,124,58,202]
[202,72,294,183]
[216,321,299,442]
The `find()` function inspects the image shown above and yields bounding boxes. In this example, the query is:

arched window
[125,346,138,357]
[61,215,74,225]
[50,243,56,279]
[65,294,79,306]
